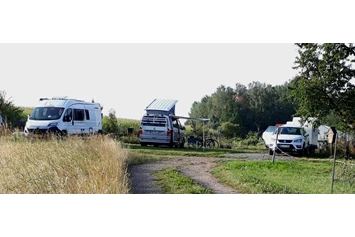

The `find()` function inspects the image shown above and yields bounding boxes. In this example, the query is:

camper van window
[85,110,90,120]
[172,119,179,128]
[178,119,183,129]
[141,116,167,127]
[74,109,85,121]
[63,109,73,122]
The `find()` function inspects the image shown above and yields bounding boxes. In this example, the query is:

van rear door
[140,115,170,143]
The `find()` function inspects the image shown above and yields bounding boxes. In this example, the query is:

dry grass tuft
[0,136,130,194]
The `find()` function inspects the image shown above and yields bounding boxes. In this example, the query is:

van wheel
[48,128,62,139]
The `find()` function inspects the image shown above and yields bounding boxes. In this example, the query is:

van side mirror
[63,115,72,122]
[181,126,186,130]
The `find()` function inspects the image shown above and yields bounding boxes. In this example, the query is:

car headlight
[294,139,303,143]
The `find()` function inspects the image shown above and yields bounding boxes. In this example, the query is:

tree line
[187,82,297,138]
[188,43,355,139]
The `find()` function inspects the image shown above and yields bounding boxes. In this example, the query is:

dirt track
[128,153,295,194]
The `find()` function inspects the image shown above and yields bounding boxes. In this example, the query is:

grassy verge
[155,167,212,194]
[129,142,355,194]
[211,159,355,194]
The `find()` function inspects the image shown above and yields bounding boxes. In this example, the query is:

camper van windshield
[30,107,64,121]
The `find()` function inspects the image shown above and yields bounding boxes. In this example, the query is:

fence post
[330,133,338,194]
[272,127,279,163]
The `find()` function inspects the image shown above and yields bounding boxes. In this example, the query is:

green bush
[120,135,140,144]
[102,109,140,138]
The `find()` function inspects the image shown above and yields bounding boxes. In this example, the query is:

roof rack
[52,96,69,100]
[53,97,84,102]
[39,97,86,102]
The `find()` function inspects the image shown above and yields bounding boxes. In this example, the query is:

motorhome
[24,97,103,137]
[264,117,319,156]
[139,99,185,148]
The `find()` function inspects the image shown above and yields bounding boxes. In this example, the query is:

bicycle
[186,136,200,148]
[187,133,219,149]
[205,137,219,149]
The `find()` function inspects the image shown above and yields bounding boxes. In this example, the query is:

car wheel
[298,144,306,157]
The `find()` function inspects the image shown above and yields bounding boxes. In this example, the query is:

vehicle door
[140,115,169,143]
[301,128,309,146]
[172,119,180,144]
[63,105,86,135]
[177,119,184,142]
[62,108,74,135]
[84,106,94,134]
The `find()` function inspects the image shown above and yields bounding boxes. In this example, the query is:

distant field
[20,107,34,116]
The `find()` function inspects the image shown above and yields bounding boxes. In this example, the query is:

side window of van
[177,119,183,129]
[85,110,90,120]
[172,120,179,128]
[63,109,73,122]
[74,109,84,121]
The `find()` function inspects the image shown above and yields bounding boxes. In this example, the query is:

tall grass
[0,136,129,194]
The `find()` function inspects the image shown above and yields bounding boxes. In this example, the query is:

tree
[246,82,276,133]
[210,85,239,125]
[242,82,295,135]
[221,121,240,139]
[291,43,355,130]
[102,109,119,136]
[0,90,25,128]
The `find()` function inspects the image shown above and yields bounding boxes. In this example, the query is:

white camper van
[24,97,103,137]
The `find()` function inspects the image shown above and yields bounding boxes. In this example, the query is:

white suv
[269,125,309,156]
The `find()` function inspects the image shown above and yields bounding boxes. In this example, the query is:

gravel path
[128,152,299,194]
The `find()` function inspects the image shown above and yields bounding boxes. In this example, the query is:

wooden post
[218,132,220,149]
[331,133,338,194]
[203,121,205,151]
[329,143,333,157]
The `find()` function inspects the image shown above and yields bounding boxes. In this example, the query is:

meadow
[2,128,354,194]
[0,136,130,194]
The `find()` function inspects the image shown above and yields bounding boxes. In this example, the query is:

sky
[0,43,299,120]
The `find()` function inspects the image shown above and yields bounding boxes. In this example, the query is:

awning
[169,114,211,150]
[169,115,210,122]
